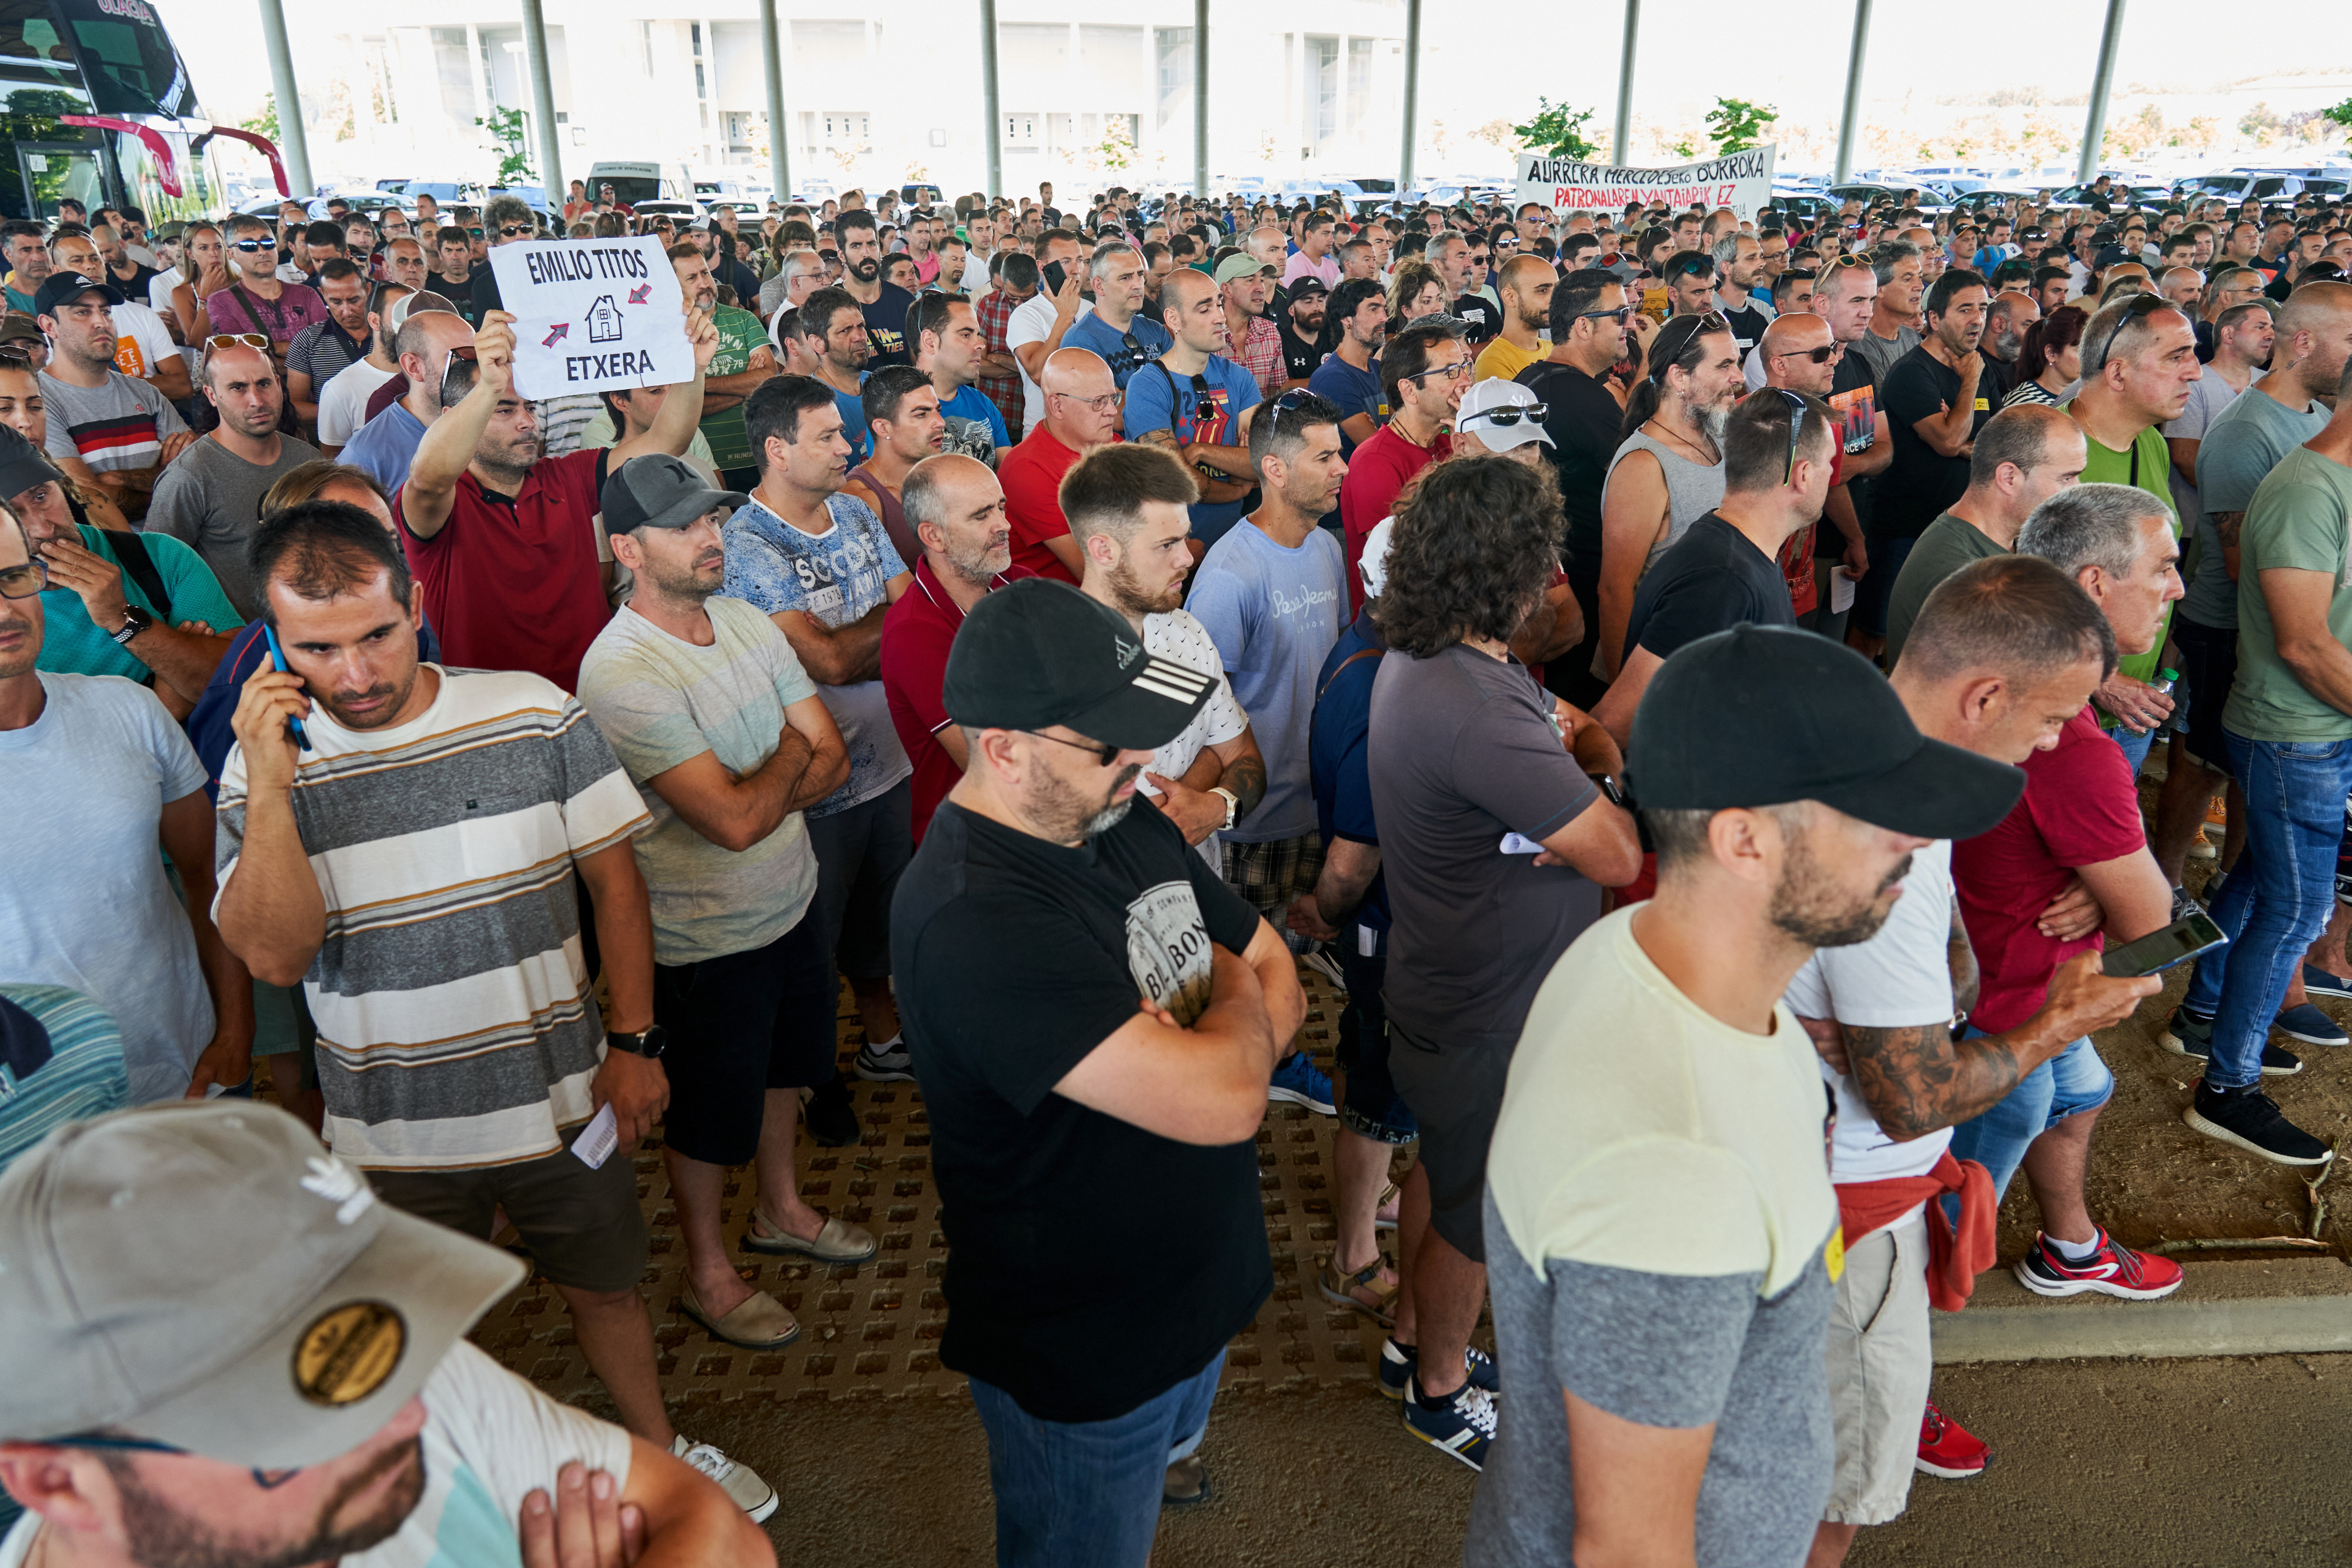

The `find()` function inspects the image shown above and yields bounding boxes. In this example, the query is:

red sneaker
[1915,1401,1989,1479]
[2012,1228,2185,1300]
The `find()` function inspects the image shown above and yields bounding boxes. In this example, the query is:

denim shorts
[1945,1033,2113,1202]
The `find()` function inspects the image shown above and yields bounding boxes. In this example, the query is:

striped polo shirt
[0,985,129,1171]
[215,666,650,1171]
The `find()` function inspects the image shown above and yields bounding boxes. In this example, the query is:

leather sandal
[1318,1255,1400,1329]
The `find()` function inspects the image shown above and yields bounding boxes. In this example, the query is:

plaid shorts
[1222,832,1324,935]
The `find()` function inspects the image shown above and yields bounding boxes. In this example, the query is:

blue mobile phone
[259,623,312,753]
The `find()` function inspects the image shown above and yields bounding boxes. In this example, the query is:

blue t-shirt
[1307,353,1385,458]
[1308,606,1389,930]
[1122,355,1262,546]
[1064,311,1175,392]
[36,525,242,686]
[939,382,1010,466]
[340,401,428,495]
[833,375,872,464]
[720,493,913,817]
[1185,518,1348,844]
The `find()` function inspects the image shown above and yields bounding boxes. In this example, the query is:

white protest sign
[1517,145,1778,223]
[489,236,691,399]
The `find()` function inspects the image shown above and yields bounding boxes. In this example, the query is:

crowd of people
[2,168,2351,1566]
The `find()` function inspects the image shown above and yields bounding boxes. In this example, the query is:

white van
[586,161,693,208]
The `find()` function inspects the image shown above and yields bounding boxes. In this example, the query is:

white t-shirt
[1782,838,1957,1212]
[1133,608,1250,866]
[1006,291,1094,433]
[0,1343,630,1568]
[960,249,993,297]
[316,359,400,447]
[106,299,180,385]
[146,266,182,315]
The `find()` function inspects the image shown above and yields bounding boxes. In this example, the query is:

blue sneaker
[1267,1050,1335,1115]
[2273,1003,2348,1048]
[2301,967,2352,1002]
[1401,1375,1497,1471]
[1377,1336,1500,1402]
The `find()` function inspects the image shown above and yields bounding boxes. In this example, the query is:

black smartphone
[1041,259,1069,296]
[2102,910,2227,978]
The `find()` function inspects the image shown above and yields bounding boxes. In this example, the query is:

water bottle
[2125,667,2177,738]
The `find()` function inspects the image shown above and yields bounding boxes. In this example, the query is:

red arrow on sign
[542,323,570,347]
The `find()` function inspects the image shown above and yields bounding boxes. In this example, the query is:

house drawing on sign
[586,295,624,343]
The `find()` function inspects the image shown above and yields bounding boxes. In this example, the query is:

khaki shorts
[1823,1212,1932,1526]
[368,1125,649,1295]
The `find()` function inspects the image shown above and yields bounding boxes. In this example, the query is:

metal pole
[1192,0,1208,200]
[2079,0,2126,185]
[980,0,1002,199]
[760,0,791,200]
[1833,0,1870,184]
[252,0,312,198]
[1611,0,1638,167]
[1397,0,1421,193]
[517,0,563,202]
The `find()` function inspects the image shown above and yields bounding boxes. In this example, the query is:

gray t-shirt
[2190,387,2331,632]
[1367,643,1602,1049]
[1847,324,1921,390]
[145,433,322,618]
[1465,1188,1834,1568]
[35,369,186,476]
[2161,370,2241,628]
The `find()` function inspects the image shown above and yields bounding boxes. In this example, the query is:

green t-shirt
[2069,412,2178,716]
[34,524,244,685]
[2222,445,2352,743]
[697,303,768,473]
[1885,510,2007,671]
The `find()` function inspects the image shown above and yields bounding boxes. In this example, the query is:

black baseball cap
[0,423,58,502]
[943,577,1215,750]
[1287,275,1329,299]
[601,453,746,532]
[31,273,123,316]
[1627,624,2024,840]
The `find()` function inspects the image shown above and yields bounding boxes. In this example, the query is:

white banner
[1516,146,1778,223]
[487,237,691,399]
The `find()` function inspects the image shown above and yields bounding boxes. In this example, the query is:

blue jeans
[2110,722,2157,778]
[968,1349,1224,1567]
[2183,731,2352,1089]
[1945,1034,2113,1202]
[1854,533,1916,637]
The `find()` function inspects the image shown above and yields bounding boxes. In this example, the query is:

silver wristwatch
[1209,786,1239,831]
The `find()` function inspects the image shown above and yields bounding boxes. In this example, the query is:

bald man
[1757,312,1860,634]
[996,345,1120,581]
[1475,255,1558,383]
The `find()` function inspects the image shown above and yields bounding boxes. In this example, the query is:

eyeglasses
[496,223,532,239]
[1403,355,1473,384]
[1773,342,1839,364]
[0,556,47,599]
[2089,291,2166,372]
[0,345,34,368]
[1052,389,1121,413]
[1462,402,1547,429]
[1020,729,1122,766]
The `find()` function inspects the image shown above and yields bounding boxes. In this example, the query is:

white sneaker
[671,1435,778,1522]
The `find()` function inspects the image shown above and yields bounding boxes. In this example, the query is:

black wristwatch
[110,603,153,647]
[606,1025,667,1061]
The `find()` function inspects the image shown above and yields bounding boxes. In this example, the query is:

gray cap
[0,1101,523,1467]
[601,452,748,532]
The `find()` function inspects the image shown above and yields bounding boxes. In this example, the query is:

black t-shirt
[1451,293,1502,345]
[890,798,1272,1422]
[1718,297,1770,360]
[470,266,506,322]
[859,280,920,366]
[1516,360,1625,565]
[1277,317,1322,381]
[1877,344,1993,539]
[1825,352,1880,551]
[1979,348,2017,409]
[112,262,161,299]
[1622,513,1796,666]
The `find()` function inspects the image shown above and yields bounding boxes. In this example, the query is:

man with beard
[796,286,877,464]
[339,300,475,494]
[1307,278,1388,459]
[0,1102,774,1567]
[1710,232,1775,362]
[843,364,946,570]
[580,453,862,1361]
[1474,256,1556,386]
[214,503,779,1518]
[881,453,1031,843]
[1071,442,1265,872]
[910,292,1010,467]
[1465,621,2029,1566]
[146,342,320,618]
[672,243,778,490]
[399,307,719,693]
[1128,267,1262,550]
[32,272,190,524]
[1977,289,2039,408]
[890,576,1302,1553]
[838,208,918,367]
[1275,276,1328,385]
[1875,272,1996,600]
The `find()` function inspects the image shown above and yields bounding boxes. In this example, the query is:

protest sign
[1516,146,1778,222]
[487,236,691,399]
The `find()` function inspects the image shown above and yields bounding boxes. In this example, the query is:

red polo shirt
[1338,422,1451,613]
[997,423,1094,583]
[396,448,612,693]
[880,556,1037,841]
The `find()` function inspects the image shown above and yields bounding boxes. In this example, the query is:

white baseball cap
[1359,516,1395,600]
[1455,378,1555,454]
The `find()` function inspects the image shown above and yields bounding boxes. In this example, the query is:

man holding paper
[214,497,782,1520]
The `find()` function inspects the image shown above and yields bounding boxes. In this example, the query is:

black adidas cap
[943,577,1215,751]
[600,453,747,533]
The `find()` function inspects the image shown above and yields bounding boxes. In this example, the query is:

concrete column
[1833,0,1870,184]
[1611,0,1638,167]
[252,0,312,196]
[980,0,1002,199]
[1397,0,1421,192]
[760,0,791,199]
[2079,0,2127,185]
[517,0,562,199]
[1192,0,1208,199]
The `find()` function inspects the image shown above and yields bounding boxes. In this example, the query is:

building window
[1004,112,1038,146]
[1346,37,1371,136]
[1309,36,1338,152]
[823,111,870,148]
[1155,26,1191,131]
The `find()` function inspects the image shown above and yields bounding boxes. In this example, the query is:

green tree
[1513,98,1599,161]
[475,106,534,186]
[241,91,279,142]
[1705,97,1777,155]
[2324,97,2352,134]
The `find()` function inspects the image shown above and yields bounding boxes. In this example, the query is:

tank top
[848,464,918,573]
[1601,429,1728,576]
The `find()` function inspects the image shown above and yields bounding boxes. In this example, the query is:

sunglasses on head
[2090,291,2166,371]
[1463,401,1548,429]
[0,344,34,368]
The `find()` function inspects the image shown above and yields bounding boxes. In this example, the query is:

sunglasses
[1576,305,1635,326]
[1773,342,1839,364]
[1655,310,1728,370]
[1021,730,1122,767]
[229,238,272,253]
[203,333,270,354]
[2090,291,2166,371]
[465,227,485,239]
[1462,402,1548,429]
[0,344,34,368]
[1768,387,1812,484]
[496,223,532,239]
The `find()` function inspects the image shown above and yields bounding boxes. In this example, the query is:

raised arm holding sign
[488,236,702,399]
